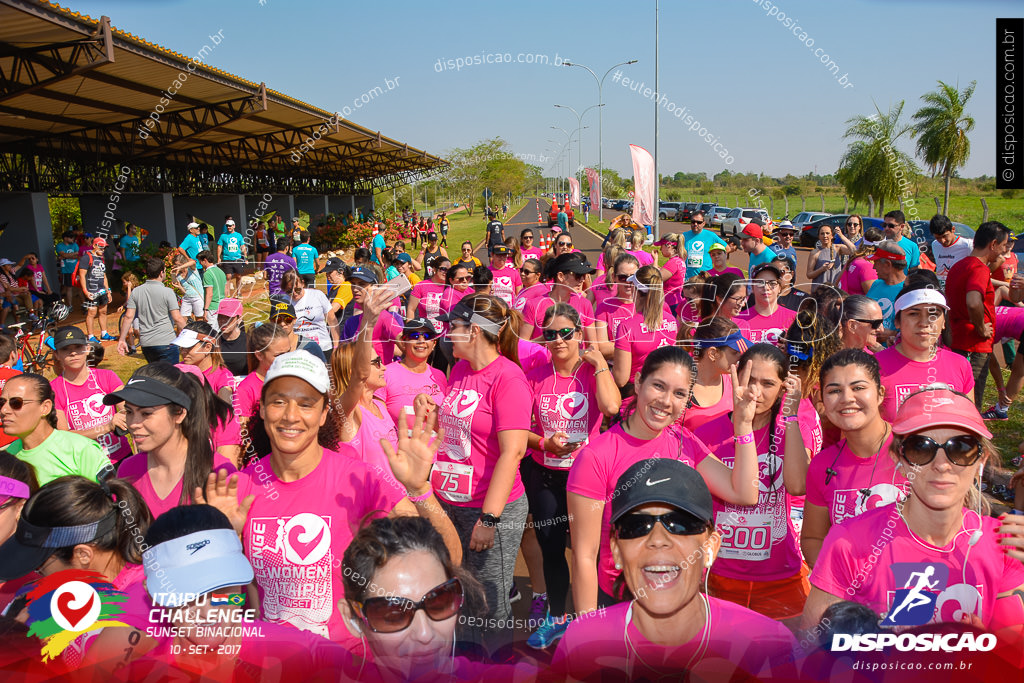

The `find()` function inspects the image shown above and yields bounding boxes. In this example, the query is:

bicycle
[9,301,70,375]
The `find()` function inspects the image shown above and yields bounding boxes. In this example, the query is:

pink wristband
[406,487,433,503]
[539,437,547,452]
[733,433,754,445]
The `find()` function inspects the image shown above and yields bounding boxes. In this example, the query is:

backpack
[71,253,92,288]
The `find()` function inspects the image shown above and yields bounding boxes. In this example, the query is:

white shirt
[292,289,333,351]
[931,235,973,285]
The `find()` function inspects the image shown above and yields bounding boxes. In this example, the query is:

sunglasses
[557,242,573,248]
[0,397,42,411]
[403,332,435,341]
[614,510,708,540]
[615,273,634,283]
[435,266,450,273]
[520,268,537,276]
[691,221,705,226]
[900,434,982,467]
[542,327,578,342]
[522,236,534,241]
[452,276,472,283]
[846,222,861,227]
[354,577,463,634]
[852,318,884,329]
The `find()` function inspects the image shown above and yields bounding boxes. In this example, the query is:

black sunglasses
[615,273,633,283]
[520,268,537,276]
[353,577,463,634]
[614,510,709,540]
[557,241,573,248]
[852,318,884,329]
[542,327,578,342]
[900,434,982,467]
[691,221,705,226]
[0,397,43,410]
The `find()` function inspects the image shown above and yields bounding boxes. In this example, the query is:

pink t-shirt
[595,296,635,346]
[518,339,552,374]
[379,361,448,428]
[705,265,745,278]
[567,423,711,597]
[234,372,264,420]
[693,409,817,581]
[204,365,234,396]
[410,280,447,325]
[995,305,1024,343]
[662,255,686,307]
[840,256,876,295]
[489,265,522,307]
[681,373,733,434]
[116,451,237,519]
[552,599,797,681]
[677,297,702,325]
[347,401,400,493]
[735,305,796,345]
[876,346,974,423]
[806,433,907,525]
[523,292,595,339]
[433,356,532,507]
[810,504,1024,627]
[525,361,604,470]
[213,413,242,451]
[514,282,551,312]
[614,311,679,384]
[51,369,132,462]
[520,247,545,260]
[629,249,655,266]
[238,447,404,639]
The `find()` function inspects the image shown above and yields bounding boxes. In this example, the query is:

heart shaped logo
[557,392,588,420]
[450,390,481,418]
[288,526,324,561]
[283,513,331,565]
[50,582,101,632]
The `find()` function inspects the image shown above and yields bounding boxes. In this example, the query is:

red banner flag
[584,168,600,210]
[629,144,655,226]
[568,177,581,207]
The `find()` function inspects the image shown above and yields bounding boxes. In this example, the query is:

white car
[791,211,832,231]
[707,206,730,228]
[721,208,771,236]
[658,202,680,220]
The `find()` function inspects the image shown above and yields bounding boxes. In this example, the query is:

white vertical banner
[629,144,655,226]
[568,177,581,207]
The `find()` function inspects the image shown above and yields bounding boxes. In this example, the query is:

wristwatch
[479,513,501,528]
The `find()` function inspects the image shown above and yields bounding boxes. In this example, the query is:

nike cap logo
[646,477,670,487]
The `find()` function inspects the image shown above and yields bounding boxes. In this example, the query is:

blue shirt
[57,243,80,274]
[747,246,777,275]
[867,279,905,330]
[898,236,921,273]
[683,230,727,278]
[771,244,797,267]
[557,212,568,230]
[293,244,319,274]
[218,232,245,261]
[120,235,140,262]
[198,233,211,251]
[179,234,204,269]
[371,233,386,264]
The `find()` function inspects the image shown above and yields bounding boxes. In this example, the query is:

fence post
[819,194,825,211]
[934,197,941,214]
[769,196,774,216]
[868,195,875,217]
[898,196,904,211]
[843,195,849,213]
[981,198,989,223]
[734,196,739,207]
[801,195,806,212]
[784,196,789,216]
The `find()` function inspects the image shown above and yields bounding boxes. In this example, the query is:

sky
[70,0,1016,179]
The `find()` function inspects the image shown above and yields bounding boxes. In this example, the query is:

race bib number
[431,461,474,503]
[686,243,705,268]
[544,446,583,470]
[715,511,772,561]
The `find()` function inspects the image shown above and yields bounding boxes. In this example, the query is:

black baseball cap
[610,459,713,526]
[436,301,502,335]
[0,509,118,581]
[319,257,345,274]
[552,253,596,275]
[267,296,296,319]
[104,374,192,410]
[490,245,510,256]
[53,325,89,350]
[403,317,438,336]
[348,266,378,284]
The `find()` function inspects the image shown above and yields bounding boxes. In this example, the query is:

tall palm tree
[837,101,918,216]
[912,80,976,215]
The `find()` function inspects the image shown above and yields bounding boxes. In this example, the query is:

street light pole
[554,103,604,205]
[563,58,638,222]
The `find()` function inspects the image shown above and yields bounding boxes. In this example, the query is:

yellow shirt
[331,282,353,309]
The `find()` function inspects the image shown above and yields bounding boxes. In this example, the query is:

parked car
[676,202,699,222]
[721,208,772,236]
[707,206,730,228]
[658,201,680,220]
[790,211,832,231]
[799,214,886,248]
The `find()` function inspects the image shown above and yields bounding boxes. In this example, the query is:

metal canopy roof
[0,0,444,195]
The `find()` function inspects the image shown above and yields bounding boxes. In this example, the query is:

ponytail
[634,265,665,330]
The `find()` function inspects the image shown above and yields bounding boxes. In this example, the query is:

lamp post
[550,126,588,199]
[554,103,604,199]
[562,58,638,221]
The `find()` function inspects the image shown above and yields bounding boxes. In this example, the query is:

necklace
[623,594,711,681]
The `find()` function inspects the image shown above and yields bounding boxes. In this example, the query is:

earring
[615,562,622,570]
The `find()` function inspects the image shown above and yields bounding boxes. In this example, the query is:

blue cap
[349,267,378,284]
[692,330,752,354]
[395,253,413,264]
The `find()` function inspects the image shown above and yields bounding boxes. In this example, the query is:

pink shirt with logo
[433,356,532,507]
[489,265,522,307]
[379,361,448,428]
[694,409,817,581]
[595,296,635,346]
[806,433,907,525]
[520,247,545,260]
[613,310,678,384]
[811,504,1024,627]
[117,451,237,519]
[514,282,551,312]
[552,598,797,681]
[840,256,876,295]
[567,423,711,597]
[238,447,404,640]
[735,305,796,345]
[525,361,604,470]
[51,369,132,462]
[523,292,595,339]
[234,372,264,420]
[876,346,974,423]
[995,305,1024,343]
[410,280,447,325]
[662,255,686,307]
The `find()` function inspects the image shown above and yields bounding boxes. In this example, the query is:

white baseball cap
[264,349,330,394]
[894,288,948,315]
[172,328,215,348]
[187,222,200,230]
[225,219,235,226]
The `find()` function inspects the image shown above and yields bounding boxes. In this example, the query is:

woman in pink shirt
[433,294,532,649]
[553,460,797,681]
[804,385,1024,631]
[704,242,744,278]
[112,363,236,519]
[378,318,448,429]
[172,321,234,403]
[838,295,884,351]
[876,286,974,423]
[520,253,598,344]
[802,349,907,568]
[522,303,621,647]
[655,232,687,312]
[693,343,817,624]
[836,224,879,295]
[592,252,639,359]
[568,345,761,615]
[682,318,748,434]
[613,266,678,389]
[50,325,131,464]
[736,262,796,345]
[406,256,450,327]
[519,228,545,260]
[439,263,473,317]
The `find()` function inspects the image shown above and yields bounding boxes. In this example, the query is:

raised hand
[781,373,803,417]
[195,470,255,535]
[731,362,760,432]
[383,400,443,494]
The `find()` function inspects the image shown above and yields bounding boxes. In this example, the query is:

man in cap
[179,220,205,271]
[216,218,247,296]
[320,257,352,322]
[268,296,327,363]
[117,257,186,363]
[740,221,775,275]
[772,221,798,265]
[866,240,908,336]
[339,268,403,364]
[78,236,115,343]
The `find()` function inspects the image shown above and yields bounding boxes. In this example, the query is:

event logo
[450,390,481,419]
[24,569,129,661]
[556,392,588,421]
[282,513,331,565]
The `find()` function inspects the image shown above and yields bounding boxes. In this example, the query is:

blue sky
[74,0,1013,179]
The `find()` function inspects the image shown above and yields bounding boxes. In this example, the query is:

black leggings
[521,456,571,616]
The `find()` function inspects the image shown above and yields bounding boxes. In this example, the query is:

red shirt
[0,366,19,448]
[946,255,995,353]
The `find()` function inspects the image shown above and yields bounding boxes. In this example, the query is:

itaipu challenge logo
[23,569,129,661]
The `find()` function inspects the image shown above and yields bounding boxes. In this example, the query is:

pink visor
[0,475,31,507]
[891,385,992,439]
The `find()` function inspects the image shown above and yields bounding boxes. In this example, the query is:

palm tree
[837,101,918,216]
[912,80,976,215]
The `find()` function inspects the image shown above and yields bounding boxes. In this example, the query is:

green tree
[912,79,976,215]
[837,101,919,216]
